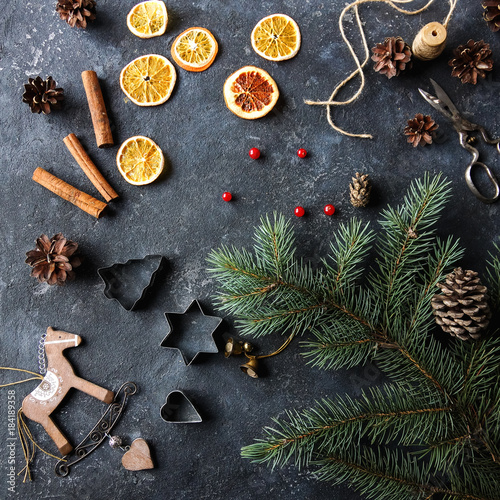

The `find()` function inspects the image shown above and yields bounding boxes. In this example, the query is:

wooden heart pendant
[121,438,154,471]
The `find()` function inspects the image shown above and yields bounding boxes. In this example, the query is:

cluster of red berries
[222,148,335,217]
[294,204,335,218]
[248,147,307,160]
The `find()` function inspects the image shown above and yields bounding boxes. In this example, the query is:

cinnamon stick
[32,167,107,218]
[81,70,114,148]
[63,133,118,202]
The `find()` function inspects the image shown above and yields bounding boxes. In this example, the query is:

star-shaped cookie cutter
[160,300,221,365]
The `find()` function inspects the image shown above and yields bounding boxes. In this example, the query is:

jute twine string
[305,0,459,139]
[0,367,65,481]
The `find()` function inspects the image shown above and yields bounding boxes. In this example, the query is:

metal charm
[55,381,137,477]
[105,435,154,471]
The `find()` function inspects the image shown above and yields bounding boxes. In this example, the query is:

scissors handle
[459,132,500,203]
[465,161,500,204]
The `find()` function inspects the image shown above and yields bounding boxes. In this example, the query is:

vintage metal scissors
[418,79,500,204]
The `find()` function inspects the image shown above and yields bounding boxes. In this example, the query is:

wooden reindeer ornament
[22,327,114,456]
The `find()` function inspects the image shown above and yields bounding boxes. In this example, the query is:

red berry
[297,148,307,158]
[294,206,305,217]
[249,147,261,160]
[324,204,335,216]
[222,192,232,202]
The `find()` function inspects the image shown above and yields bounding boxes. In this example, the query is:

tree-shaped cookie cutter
[98,255,165,311]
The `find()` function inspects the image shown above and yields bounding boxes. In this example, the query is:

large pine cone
[349,173,371,208]
[22,76,64,114]
[404,114,438,148]
[56,0,96,29]
[371,36,412,79]
[483,0,500,32]
[431,268,491,340]
[25,233,82,286]
[448,40,493,85]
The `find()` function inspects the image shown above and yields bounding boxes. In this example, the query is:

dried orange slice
[171,27,218,72]
[116,136,164,185]
[251,14,301,61]
[223,66,279,120]
[127,0,168,39]
[120,54,176,106]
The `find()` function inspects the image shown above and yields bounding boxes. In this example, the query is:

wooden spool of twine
[305,0,458,139]
[412,21,447,61]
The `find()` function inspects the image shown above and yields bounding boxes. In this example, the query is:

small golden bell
[240,357,259,378]
[224,338,243,358]
[242,342,253,353]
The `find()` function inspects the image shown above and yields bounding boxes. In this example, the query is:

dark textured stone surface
[0,1,499,499]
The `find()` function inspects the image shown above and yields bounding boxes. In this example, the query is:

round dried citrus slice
[171,27,218,72]
[127,0,168,39]
[223,66,279,120]
[116,136,164,185]
[251,14,301,61]
[120,54,176,106]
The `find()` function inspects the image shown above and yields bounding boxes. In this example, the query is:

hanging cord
[17,409,66,482]
[0,367,43,388]
[244,328,297,363]
[305,0,458,138]
[251,330,296,360]
[0,330,64,481]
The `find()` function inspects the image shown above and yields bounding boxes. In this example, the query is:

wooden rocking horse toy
[22,327,114,456]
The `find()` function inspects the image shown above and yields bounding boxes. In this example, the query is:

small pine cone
[404,114,438,148]
[349,173,372,208]
[25,233,82,286]
[56,0,96,29]
[22,76,64,115]
[482,0,500,32]
[431,267,491,341]
[448,40,493,85]
[371,36,412,79]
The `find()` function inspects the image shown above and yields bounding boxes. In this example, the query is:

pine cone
[56,0,96,29]
[25,233,82,286]
[483,0,500,32]
[404,114,438,148]
[448,40,493,85]
[349,173,372,208]
[371,36,412,79]
[431,268,491,341]
[22,76,64,115]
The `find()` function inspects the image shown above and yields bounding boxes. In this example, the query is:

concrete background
[0,1,499,499]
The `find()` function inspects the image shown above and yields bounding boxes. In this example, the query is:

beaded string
[305,0,459,139]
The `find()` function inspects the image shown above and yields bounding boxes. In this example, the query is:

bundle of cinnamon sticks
[33,71,118,218]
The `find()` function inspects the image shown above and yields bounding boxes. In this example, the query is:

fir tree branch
[209,176,500,498]
[371,173,452,324]
[316,450,496,500]
[486,243,500,310]
[322,218,375,294]
[253,213,296,278]
[242,386,454,470]
[406,236,463,338]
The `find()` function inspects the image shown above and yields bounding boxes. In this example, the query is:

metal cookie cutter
[98,255,165,310]
[160,390,202,423]
[160,299,221,365]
